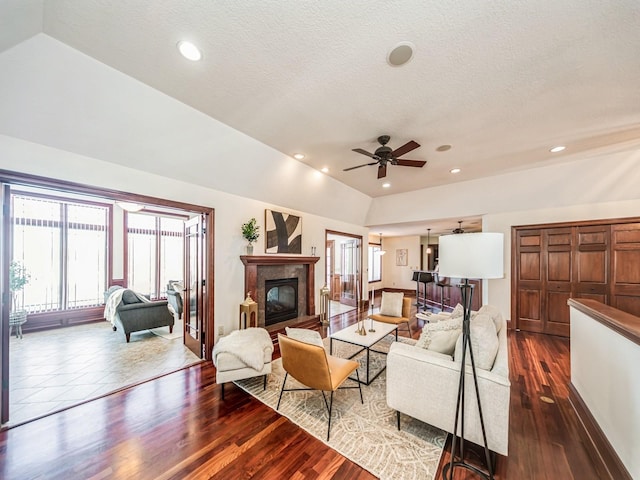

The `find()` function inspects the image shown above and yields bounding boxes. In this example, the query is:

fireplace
[240,255,320,328]
[265,278,298,325]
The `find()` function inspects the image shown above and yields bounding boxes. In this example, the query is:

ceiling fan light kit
[344,135,427,179]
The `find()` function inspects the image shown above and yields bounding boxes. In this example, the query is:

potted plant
[9,261,30,338]
[241,218,260,255]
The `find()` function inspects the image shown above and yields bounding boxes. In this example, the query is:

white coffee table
[329,320,397,385]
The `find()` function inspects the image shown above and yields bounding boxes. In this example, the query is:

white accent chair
[213,328,274,399]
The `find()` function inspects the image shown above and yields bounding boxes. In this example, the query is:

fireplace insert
[265,278,298,325]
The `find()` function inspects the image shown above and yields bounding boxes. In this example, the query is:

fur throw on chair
[213,328,273,371]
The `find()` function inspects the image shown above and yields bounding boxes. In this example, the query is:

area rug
[235,335,446,480]
[150,320,183,340]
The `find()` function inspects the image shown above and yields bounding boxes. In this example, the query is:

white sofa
[386,308,510,456]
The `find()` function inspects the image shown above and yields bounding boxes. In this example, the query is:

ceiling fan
[344,135,426,179]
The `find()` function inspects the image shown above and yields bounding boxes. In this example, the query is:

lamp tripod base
[442,280,494,480]
[442,459,492,480]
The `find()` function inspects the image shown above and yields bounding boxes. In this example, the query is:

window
[12,194,109,313]
[368,244,382,282]
[127,213,184,299]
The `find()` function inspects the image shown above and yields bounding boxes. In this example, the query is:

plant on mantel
[241,218,260,255]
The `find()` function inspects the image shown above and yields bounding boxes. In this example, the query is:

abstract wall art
[265,209,302,254]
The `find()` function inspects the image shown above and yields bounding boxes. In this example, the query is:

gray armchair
[166,281,184,320]
[104,286,175,342]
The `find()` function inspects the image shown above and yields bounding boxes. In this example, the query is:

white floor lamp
[438,232,504,480]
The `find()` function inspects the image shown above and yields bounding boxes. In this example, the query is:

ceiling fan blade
[395,159,427,168]
[377,164,387,179]
[343,161,378,172]
[352,148,377,158]
[391,140,420,158]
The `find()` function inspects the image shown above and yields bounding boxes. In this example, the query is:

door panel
[547,251,571,282]
[574,225,609,304]
[518,289,543,333]
[611,223,640,316]
[544,228,572,337]
[183,216,204,358]
[519,252,541,280]
[516,230,544,332]
[546,291,571,335]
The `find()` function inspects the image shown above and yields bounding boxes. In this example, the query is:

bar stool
[435,275,450,312]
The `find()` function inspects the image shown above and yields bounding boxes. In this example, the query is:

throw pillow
[450,303,464,319]
[415,316,462,355]
[380,291,404,317]
[453,313,499,371]
[477,304,504,333]
[285,327,324,347]
[121,290,141,304]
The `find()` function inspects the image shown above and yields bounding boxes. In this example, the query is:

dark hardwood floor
[0,297,603,479]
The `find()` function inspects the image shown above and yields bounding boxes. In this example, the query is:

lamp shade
[438,233,504,279]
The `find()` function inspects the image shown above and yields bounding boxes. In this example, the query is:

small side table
[9,310,28,339]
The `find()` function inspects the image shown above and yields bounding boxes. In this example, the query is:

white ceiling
[1,1,640,218]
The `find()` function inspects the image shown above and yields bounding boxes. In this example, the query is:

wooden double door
[514,221,640,337]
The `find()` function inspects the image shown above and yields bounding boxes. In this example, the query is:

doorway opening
[325,230,363,317]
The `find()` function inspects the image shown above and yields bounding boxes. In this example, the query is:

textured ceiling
[2,1,640,202]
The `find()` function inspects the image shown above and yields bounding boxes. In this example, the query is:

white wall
[381,235,422,291]
[367,149,640,228]
[0,34,372,227]
[570,306,640,478]
[0,135,369,342]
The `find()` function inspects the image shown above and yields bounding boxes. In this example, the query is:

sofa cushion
[477,304,504,333]
[285,327,324,347]
[380,291,404,317]
[415,317,462,355]
[454,313,499,371]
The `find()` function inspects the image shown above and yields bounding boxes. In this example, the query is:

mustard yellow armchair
[369,295,413,339]
[277,334,363,440]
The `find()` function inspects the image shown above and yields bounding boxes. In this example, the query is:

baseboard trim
[568,383,632,480]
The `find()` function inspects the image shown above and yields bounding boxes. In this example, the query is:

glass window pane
[11,195,108,313]
[128,232,157,297]
[368,244,382,282]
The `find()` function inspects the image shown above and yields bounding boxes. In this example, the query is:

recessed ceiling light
[293,153,305,160]
[382,183,391,188]
[436,145,452,152]
[177,40,202,61]
[321,167,329,173]
[450,168,461,174]
[550,145,566,153]
[387,42,415,67]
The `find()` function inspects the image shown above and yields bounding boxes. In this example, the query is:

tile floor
[7,321,201,426]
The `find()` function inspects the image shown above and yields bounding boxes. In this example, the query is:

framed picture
[396,248,408,266]
[265,209,302,254]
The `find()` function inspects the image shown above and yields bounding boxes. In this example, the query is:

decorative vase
[246,244,254,255]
